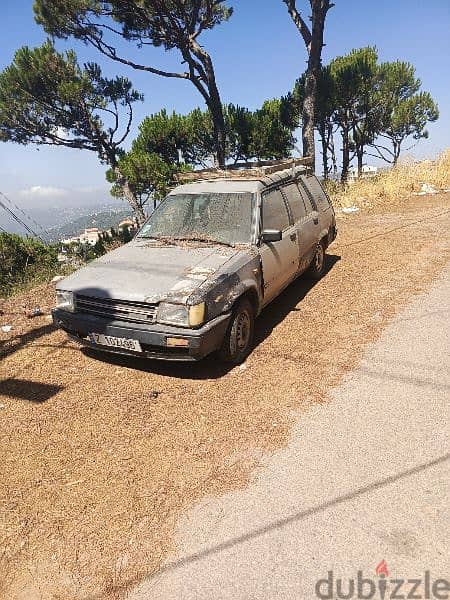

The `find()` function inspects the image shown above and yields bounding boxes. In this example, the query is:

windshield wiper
[138,235,177,245]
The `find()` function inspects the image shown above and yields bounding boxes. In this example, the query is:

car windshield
[138,192,255,246]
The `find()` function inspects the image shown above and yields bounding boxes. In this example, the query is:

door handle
[290,232,297,242]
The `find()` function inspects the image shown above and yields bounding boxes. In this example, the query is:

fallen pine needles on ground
[0,193,449,599]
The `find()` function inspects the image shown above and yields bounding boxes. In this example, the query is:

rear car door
[259,187,299,305]
[302,174,336,243]
[284,181,320,271]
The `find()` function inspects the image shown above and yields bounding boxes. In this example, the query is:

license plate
[89,333,142,352]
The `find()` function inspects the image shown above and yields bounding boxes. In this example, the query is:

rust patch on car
[185,266,217,280]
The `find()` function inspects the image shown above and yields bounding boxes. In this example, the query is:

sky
[0,0,449,225]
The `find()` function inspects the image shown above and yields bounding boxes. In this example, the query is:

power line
[0,190,50,240]
[0,197,46,243]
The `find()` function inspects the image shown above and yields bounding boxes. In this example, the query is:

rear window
[298,177,317,213]
[262,189,290,231]
[303,176,331,211]
[282,183,307,221]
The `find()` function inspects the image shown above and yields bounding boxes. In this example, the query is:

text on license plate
[89,333,142,352]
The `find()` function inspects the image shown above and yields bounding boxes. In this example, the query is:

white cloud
[75,185,109,194]
[19,185,69,199]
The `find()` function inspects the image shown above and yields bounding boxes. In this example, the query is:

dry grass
[0,193,449,599]
[327,150,450,209]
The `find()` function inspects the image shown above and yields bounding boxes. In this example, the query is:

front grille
[75,294,157,324]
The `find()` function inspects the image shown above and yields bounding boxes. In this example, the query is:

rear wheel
[219,298,254,364]
[306,242,326,280]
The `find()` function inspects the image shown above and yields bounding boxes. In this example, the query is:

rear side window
[282,183,307,221]
[303,176,331,211]
[299,176,318,213]
[262,189,290,231]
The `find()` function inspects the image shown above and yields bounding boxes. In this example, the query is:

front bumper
[52,308,231,361]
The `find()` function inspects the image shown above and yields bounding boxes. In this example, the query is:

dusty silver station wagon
[53,161,336,364]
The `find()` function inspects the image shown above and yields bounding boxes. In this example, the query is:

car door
[297,177,321,268]
[282,181,319,272]
[259,187,299,305]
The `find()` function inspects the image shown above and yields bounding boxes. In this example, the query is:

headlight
[157,302,206,328]
[157,302,189,326]
[55,290,74,312]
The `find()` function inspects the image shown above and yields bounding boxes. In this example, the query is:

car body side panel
[298,175,336,250]
[258,188,300,305]
[259,229,299,305]
[188,249,262,320]
[297,214,320,271]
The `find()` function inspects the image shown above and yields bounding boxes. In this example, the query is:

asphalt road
[130,264,450,600]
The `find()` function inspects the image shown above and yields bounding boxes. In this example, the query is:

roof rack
[175,157,313,183]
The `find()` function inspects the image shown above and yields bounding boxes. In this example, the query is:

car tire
[306,241,326,280]
[219,298,254,364]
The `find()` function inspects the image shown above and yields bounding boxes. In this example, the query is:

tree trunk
[341,127,350,183]
[189,43,226,168]
[303,0,331,172]
[208,97,226,168]
[357,147,364,176]
[283,0,332,172]
[393,141,401,166]
[302,70,317,168]
[113,166,146,224]
[318,123,329,179]
[328,123,337,175]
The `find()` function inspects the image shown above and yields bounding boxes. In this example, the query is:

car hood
[58,240,240,304]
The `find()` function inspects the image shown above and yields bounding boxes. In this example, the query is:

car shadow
[0,377,64,403]
[82,254,341,381]
[253,254,340,351]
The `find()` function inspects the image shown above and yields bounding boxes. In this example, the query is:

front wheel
[219,298,254,364]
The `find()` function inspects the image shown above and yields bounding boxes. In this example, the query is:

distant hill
[46,207,133,242]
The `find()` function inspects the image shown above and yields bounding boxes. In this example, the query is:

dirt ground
[1,193,449,600]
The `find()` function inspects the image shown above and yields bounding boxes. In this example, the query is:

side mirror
[261,229,282,243]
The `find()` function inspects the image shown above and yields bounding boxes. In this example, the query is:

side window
[262,189,290,231]
[299,176,318,213]
[303,176,330,211]
[282,183,307,222]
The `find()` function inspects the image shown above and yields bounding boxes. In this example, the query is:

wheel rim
[315,245,324,272]
[235,310,251,351]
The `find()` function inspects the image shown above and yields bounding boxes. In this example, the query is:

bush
[325,150,450,209]
[0,232,58,297]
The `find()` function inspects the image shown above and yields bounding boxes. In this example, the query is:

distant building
[60,217,138,248]
[80,228,101,245]
[61,227,101,246]
[348,165,378,181]
[61,236,80,245]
